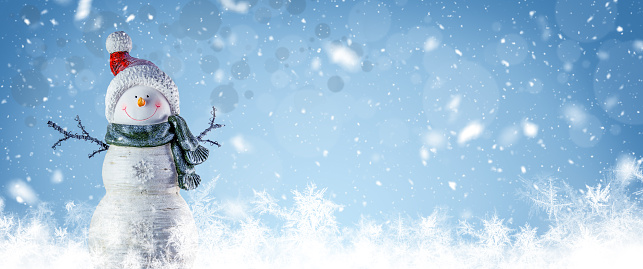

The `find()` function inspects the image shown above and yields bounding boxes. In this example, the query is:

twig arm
[197,106,224,148]
[47,116,109,158]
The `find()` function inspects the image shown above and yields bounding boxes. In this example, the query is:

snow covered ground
[2,157,642,269]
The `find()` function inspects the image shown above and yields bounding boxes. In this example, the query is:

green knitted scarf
[105,115,208,190]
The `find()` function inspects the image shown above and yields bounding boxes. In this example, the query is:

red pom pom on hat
[106,31,153,76]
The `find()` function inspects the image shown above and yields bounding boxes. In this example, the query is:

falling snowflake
[252,183,342,238]
[519,177,573,223]
[585,183,610,213]
[65,201,75,212]
[133,160,154,184]
[54,227,67,241]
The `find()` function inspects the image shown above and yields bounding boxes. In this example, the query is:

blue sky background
[1,0,642,232]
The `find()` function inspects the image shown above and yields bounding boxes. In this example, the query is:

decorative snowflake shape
[133,159,154,184]
[585,183,610,213]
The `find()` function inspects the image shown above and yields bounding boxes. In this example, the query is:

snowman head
[112,85,172,125]
[105,31,180,123]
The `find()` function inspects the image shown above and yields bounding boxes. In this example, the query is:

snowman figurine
[88,31,207,268]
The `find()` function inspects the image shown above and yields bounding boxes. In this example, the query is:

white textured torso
[89,144,198,269]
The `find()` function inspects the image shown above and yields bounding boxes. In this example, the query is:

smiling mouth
[123,105,160,121]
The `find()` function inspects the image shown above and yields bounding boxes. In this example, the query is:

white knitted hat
[105,31,180,122]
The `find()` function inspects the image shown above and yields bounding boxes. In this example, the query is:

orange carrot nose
[138,97,146,107]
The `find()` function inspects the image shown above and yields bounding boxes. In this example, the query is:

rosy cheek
[155,101,162,108]
[121,103,127,110]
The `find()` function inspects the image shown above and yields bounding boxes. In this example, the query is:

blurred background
[1,0,642,231]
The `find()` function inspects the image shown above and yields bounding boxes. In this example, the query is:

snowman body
[88,84,198,268]
[89,144,198,268]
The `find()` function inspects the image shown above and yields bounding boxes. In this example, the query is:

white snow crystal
[8,180,38,205]
[458,122,484,145]
[325,42,360,72]
[448,181,457,190]
[585,183,610,213]
[447,95,461,113]
[219,0,250,13]
[74,0,92,21]
[419,147,430,161]
[522,120,538,138]
[424,36,440,51]
[523,177,572,222]
[231,135,251,153]
[65,201,76,212]
[51,169,64,184]
[614,156,643,184]
[133,160,154,183]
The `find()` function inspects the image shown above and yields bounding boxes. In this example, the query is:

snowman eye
[147,95,149,98]
[135,96,138,98]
